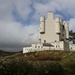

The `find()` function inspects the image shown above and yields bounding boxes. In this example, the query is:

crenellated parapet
[40,16,45,34]
[55,17,61,34]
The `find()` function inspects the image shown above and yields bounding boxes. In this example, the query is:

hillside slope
[0,50,75,75]
[0,50,18,57]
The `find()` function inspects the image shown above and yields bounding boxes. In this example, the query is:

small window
[55,40,56,42]
[56,46,57,48]
[58,45,60,47]
[35,46,37,48]
[62,25,64,30]
[38,46,40,48]
[41,46,43,48]
[44,40,46,43]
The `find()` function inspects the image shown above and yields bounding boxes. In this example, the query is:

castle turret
[55,17,61,34]
[59,18,63,25]
[40,16,45,34]
[47,11,53,19]
[63,21,69,40]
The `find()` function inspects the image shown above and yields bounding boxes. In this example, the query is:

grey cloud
[69,18,75,32]
[0,21,39,51]
[0,0,75,51]
[0,0,14,21]
[13,0,33,20]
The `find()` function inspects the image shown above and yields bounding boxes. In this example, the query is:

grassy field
[0,50,75,75]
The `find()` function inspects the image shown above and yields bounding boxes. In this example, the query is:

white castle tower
[23,12,75,53]
[39,12,69,43]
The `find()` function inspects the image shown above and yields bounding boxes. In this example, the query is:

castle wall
[23,41,66,53]
[40,12,60,43]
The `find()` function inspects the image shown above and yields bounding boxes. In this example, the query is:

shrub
[0,60,64,75]
[31,61,64,75]
[0,60,32,75]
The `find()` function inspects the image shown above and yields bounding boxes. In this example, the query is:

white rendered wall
[55,17,61,34]
[39,12,69,44]
[40,12,60,43]
[40,16,45,33]
[50,41,64,50]
[23,41,66,53]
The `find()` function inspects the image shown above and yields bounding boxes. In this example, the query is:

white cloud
[32,1,61,20]
[0,21,39,51]
[13,0,33,20]
[0,0,14,21]
[69,18,75,32]
[33,0,75,32]
[0,0,39,51]
[34,0,75,18]
[0,0,75,51]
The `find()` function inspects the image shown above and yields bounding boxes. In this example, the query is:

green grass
[0,50,75,75]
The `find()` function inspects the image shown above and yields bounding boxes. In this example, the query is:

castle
[23,12,75,53]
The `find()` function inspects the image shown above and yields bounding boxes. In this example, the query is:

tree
[69,30,75,44]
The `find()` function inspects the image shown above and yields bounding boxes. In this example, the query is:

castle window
[62,25,64,30]
[55,40,56,42]
[44,40,46,43]
[35,46,37,48]
[56,46,57,48]
[38,46,40,48]
[41,46,43,48]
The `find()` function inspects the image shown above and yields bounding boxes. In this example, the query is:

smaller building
[23,12,75,53]
[23,41,69,53]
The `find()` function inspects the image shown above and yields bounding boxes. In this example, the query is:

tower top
[40,16,45,22]
[47,11,53,19]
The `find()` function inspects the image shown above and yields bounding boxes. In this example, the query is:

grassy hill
[0,50,18,57]
[0,50,75,75]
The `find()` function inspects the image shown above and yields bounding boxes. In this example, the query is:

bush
[31,61,64,75]
[0,60,32,75]
[0,60,64,75]
[65,61,75,75]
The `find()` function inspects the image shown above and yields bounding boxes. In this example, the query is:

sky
[0,0,75,51]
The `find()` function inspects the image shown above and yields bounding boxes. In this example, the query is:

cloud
[56,0,75,17]
[34,0,75,18]
[32,0,75,31]
[32,1,61,20]
[0,0,75,51]
[0,21,39,51]
[13,0,33,20]
[0,0,14,21]
[69,18,75,32]
[0,0,39,51]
